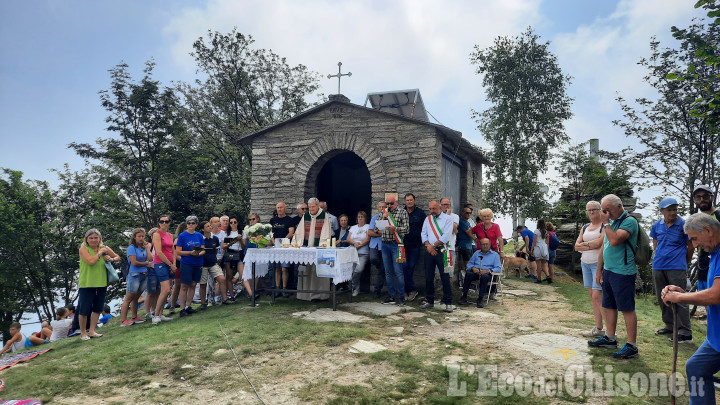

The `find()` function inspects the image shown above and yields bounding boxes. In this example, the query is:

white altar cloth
[242,247,358,284]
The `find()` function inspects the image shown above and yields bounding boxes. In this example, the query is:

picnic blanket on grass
[0,349,52,371]
[0,400,42,404]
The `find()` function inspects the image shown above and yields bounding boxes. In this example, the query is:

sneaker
[458,298,469,306]
[612,343,639,359]
[407,291,419,302]
[199,303,208,310]
[132,317,145,324]
[68,330,81,337]
[476,301,485,308]
[145,313,152,320]
[535,279,543,284]
[382,297,396,305]
[185,307,198,314]
[420,302,434,309]
[583,327,605,338]
[444,304,453,313]
[174,303,181,308]
[398,299,406,307]
[179,309,188,317]
[120,320,133,327]
[152,316,161,325]
[221,300,232,305]
[490,293,497,301]
[588,335,618,348]
[352,290,359,297]
[546,277,553,284]
[158,315,173,322]
[669,335,693,343]
[655,328,672,335]
[164,303,172,310]
[525,274,537,279]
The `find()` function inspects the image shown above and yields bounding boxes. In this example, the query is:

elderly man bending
[663,213,720,404]
[458,238,501,308]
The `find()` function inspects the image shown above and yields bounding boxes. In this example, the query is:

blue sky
[0,0,706,227]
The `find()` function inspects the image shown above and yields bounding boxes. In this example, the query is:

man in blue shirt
[458,238,501,308]
[368,201,386,299]
[663,213,720,404]
[518,225,537,279]
[589,194,640,359]
[457,208,474,287]
[650,197,693,342]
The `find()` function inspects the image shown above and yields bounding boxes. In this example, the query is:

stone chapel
[240,91,491,219]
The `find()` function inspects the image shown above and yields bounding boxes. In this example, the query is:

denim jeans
[424,251,452,305]
[402,246,420,293]
[370,247,385,293]
[352,254,369,292]
[686,339,720,404]
[381,242,405,299]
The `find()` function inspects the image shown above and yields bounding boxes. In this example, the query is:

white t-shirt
[349,224,370,255]
[227,230,240,251]
[446,213,460,250]
[50,318,73,342]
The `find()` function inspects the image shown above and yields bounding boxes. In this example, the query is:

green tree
[615,26,720,212]
[178,28,323,217]
[69,60,186,229]
[470,27,573,225]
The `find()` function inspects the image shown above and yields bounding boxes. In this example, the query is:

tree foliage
[470,27,573,223]
[178,28,323,217]
[615,24,720,211]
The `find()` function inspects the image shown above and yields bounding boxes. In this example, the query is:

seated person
[0,322,47,354]
[458,238,501,308]
[98,305,114,325]
[33,321,52,341]
[50,307,73,343]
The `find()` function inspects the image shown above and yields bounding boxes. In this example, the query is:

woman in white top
[574,200,607,337]
[531,219,551,283]
[347,211,371,296]
[223,216,243,301]
[50,307,73,342]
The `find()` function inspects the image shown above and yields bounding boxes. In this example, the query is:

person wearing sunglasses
[693,185,719,293]
[175,216,205,317]
[151,215,175,324]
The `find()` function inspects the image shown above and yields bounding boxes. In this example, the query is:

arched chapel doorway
[310,150,371,224]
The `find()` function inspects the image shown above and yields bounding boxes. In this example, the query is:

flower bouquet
[244,223,273,248]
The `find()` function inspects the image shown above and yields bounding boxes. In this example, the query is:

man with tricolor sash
[420,200,455,313]
[380,194,410,306]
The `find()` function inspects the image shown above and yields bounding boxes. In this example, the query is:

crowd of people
[4,186,719,404]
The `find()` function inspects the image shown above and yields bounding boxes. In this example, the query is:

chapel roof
[238,96,492,166]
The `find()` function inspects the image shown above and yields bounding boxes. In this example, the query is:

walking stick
[671,302,678,405]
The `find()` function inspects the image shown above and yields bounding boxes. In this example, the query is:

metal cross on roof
[327,62,351,95]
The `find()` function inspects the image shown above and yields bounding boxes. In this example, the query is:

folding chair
[486,271,504,305]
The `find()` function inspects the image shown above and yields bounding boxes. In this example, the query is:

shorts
[24,337,34,348]
[146,267,159,293]
[581,261,601,290]
[154,263,171,283]
[77,287,107,316]
[180,263,202,284]
[548,250,556,265]
[601,269,636,311]
[200,264,223,284]
[126,272,147,294]
[274,262,291,268]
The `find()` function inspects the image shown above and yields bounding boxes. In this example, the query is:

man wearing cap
[693,185,720,293]
[650,197,694,342]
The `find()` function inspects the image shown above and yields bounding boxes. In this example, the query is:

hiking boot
[655,328,672,335]
[583,327,605,338]
[444,304,453,313]
[152,316,161,325]
[612,343,639,359]
[458,297,469,306]
[407,291,419,302]
[588,335,618,348]
[120,320,133,327]
[669,335,693,343]
[199,303,208,311]
[476,301,485,308]
[131,317,145,324]
[382,297,396,305]
[420,302,434,309]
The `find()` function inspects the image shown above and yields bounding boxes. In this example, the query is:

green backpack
[616,215,652,267]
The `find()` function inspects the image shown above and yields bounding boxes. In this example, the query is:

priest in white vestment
[292,197,332,300]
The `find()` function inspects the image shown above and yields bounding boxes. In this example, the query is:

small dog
[503,256,529,277]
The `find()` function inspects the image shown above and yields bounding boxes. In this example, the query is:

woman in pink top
[152,215,176,324]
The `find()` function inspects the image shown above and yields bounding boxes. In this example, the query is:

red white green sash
[428,215,453,268]
[385,208,406,263]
